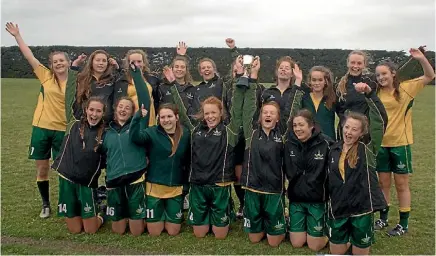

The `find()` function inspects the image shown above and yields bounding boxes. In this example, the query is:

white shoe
[40,206,51,218]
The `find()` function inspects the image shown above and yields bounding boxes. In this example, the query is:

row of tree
[1,46,434,84]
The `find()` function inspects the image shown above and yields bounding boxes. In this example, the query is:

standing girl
[374,47,435,236]
[6,22,69,218]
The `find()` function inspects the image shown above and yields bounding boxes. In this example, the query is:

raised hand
[176,41,187,56]
[72,53,87,66]
[109,57,119,70]
[293,63,303,86]
[225,38,236,49]
[163,66,176,83]
[409,47,426,61]
[5,22,20,37]
[354,82,371,94]
[250,56,260,79]
[140,104,148,117]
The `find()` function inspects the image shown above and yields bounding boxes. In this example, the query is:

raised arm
[225,38,241,59]
[410,47,436,85]
[5,22,40,70]
[129,64,151,128]
[129,105,151,146]
[355,83,387,154]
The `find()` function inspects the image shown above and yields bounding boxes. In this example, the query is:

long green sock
[380,206,389,221]
[399,211,410,230]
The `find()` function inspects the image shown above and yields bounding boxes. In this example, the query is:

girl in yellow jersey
[6,22,70,218]
[374,47,435,236]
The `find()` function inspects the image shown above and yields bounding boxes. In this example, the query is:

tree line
[1,46,434,84]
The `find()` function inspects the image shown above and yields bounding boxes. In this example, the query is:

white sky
[1,0,435,51]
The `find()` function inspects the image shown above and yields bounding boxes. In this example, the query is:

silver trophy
[237,55,254,88]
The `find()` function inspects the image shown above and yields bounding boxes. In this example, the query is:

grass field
[1,78,435,255]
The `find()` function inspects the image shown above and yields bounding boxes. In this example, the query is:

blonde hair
[48,51,70,86]
[123,49,151,82]
[171,55,193,84]
[197,58,217,75]
[336,50,369,101]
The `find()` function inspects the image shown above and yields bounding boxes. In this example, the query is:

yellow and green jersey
[32,64,67,131]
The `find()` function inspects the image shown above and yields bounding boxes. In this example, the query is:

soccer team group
[6,21,435,254]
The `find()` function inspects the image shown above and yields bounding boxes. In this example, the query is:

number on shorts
[58,203,67,213]
[106,207,115,216]
[243,218,251,228]
[146,209,154,219]
[30,147,35,156]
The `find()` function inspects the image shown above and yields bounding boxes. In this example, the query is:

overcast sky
[1,0,435,51]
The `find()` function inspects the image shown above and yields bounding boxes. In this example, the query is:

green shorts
[188,184,231,227]
[327,213,374,249]
[146,195,183,224]
[289,202,326,237]
[28,126,65,160]
[243,190,286,236]
[377,145,413,174]
[57,176,97,219]
[106,183,146,221]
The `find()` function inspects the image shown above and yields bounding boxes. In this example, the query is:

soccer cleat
[387,224,407,237]
[236,206,243,219]
[374,219,388,231]
[39,205,51,218]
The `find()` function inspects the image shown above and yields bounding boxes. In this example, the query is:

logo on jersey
[117,88,123,93]
[361,233,371,244]
[209,83,216,88]
[314,150,324,160]
[136,205,144,214]
[213,130,222,136]
[273,135,282,143]
[290,151,295,157]
[269,95,275,100]
[165,91,172,96]
[84,203,92,213]
[397,161,406,169]
[186,93,194,100]
[196,131,202,136]
[331,158,335,163]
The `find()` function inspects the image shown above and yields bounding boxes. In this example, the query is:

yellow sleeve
[400,77,425,98]
[33,64,53,85]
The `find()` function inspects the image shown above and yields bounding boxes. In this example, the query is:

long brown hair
[376,61,401,102]
[258,101,281,125]
[336,50,369,101]
[76,50,114,104]
[275,56,296,85]
[48,51,70,86]
[80,96,106,152]
[194,96,226,122]
[343,111,369,168]
[123,49,151,83]
[171,55,193,84]
[158,103,183,157]
[307,66,336,109]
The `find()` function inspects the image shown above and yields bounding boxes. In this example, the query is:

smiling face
[260,104,279,130]
[203,103,221,129]
[115,99,134,124]
[376,65,395,88]
[293,116,313,142]
[347,54,366,76]
[92,53,108,75]
[172,60,187,80]
[310,70,326,93]
[86,101,104,126]
[159,108,178,133]
[51,53,69,75]
[343,117,364,146]
[199,60,215,81]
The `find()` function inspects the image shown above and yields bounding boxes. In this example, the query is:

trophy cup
[236,55,253,88]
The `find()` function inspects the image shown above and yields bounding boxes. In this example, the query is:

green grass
[1,78,435,255]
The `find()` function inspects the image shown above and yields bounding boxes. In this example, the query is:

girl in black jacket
[52,70,107,234]
[284,109,333,252]
[327,83,387,255]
